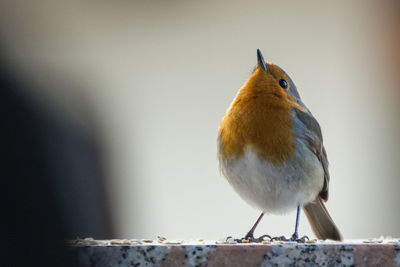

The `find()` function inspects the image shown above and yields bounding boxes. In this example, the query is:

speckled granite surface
[71,238,400,266]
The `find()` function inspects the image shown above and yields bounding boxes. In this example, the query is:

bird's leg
[289,205,309,243]
[290,205,301,240]
[271,206,309,242]
[244,213,264,240]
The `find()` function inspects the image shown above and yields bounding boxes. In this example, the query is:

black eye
[279,79,288,89]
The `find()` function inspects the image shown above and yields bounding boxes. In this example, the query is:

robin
[217,49,342,242]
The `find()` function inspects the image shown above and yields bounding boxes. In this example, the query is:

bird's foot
[271,235,290,241]
[235,233,271,243]
[271,234,309,243]
[294,236,309,243]
[290,232,309,243]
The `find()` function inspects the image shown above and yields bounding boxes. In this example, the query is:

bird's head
[235,49,303,110]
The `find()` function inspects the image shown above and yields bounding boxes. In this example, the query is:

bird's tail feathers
[303,198,342,241]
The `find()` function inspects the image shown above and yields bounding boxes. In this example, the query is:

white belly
[218,142,324,214]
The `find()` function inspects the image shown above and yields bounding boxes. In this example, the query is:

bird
[217,49,342,242]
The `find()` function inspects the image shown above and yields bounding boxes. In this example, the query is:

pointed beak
[257,49,268,72]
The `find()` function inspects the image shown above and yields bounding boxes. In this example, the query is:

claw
[235,234,272,243]
[271,235,289,241]
[270,235,309,243]
[295,236,309,243]
[290,232,298,241]
[256,234,272,242]
[244,232,254,240]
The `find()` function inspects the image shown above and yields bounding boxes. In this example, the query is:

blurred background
[1,0,399,250]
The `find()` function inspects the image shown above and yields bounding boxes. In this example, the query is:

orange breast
[218,66,302,165]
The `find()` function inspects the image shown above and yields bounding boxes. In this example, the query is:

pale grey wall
[1,0,399,240]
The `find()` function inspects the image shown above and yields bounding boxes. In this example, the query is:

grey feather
[293,108,330,201]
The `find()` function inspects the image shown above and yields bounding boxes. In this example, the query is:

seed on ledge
[162,240,182,245]
[157,236,167,243]
[305,239,317,244]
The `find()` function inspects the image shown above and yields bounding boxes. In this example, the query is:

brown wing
[294,108,329,201]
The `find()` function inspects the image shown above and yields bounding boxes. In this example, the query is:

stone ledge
[71,239,400,266]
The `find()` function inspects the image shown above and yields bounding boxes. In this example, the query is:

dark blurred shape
[0,50,113,266]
